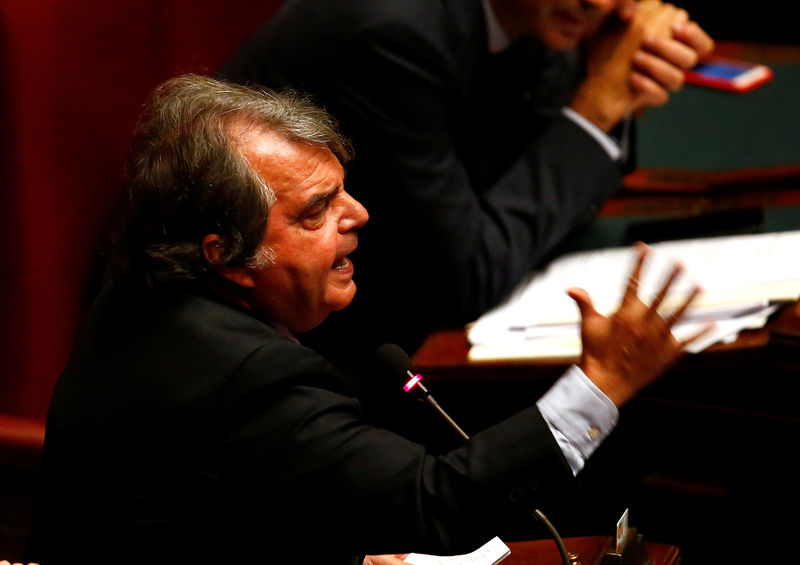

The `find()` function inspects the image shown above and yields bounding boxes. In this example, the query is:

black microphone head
[373,343,412,379]
[374,345,466,440]
[373,343,430,398]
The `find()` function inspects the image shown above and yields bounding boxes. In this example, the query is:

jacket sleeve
[213,339,577,557]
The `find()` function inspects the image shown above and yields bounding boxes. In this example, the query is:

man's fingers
[642,35,699,70]
[648,262,683,313]
[567,287,598,320]
[673,19,715,56]
[645,33,699,71]
[664,285,703,328]
[363,555,408,565]
[633,49,686,90]
[629,71,670,107]
[679,320,716,349]
[669,7,690,29]
[622,243,649,303]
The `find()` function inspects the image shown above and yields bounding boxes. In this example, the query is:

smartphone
[685,56,773,93]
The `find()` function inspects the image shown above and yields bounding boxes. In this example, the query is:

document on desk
[404,536,510,565]
[467,230,800,362]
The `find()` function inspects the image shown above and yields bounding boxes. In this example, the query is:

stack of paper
[404,536,511,565]
[467,230,800,362]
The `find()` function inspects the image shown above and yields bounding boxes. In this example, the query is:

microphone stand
[533,509,571,565]
[402,368,571,565]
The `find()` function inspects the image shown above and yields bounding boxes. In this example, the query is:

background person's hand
[568,242,711,407]
[571,0,713,130]
[629,6,714,103]
[364,554,409,565]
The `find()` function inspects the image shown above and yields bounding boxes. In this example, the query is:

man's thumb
[567,287,596,319]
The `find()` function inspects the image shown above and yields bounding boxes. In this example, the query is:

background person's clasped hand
[573,0,714,131]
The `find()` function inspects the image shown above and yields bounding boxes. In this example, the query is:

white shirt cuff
[561,107,622,161]
[537,364,619,475]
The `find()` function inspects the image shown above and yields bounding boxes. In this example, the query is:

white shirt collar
[482,0,511,53]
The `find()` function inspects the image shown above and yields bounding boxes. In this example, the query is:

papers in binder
[467,231,800,362]
[404,536,511,565]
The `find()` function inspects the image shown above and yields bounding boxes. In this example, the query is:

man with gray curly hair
[31,74,705,565]
[110,74,353,291]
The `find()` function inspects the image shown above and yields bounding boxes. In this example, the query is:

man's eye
[300,202,328,226]
[305,204,326,218]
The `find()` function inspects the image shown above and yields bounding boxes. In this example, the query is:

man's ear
[202,234,256,288]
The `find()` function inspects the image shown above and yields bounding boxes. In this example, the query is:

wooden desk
[413,301,800,380]
[505,536,679,565]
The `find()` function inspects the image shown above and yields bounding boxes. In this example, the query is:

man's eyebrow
[300,186,340,214]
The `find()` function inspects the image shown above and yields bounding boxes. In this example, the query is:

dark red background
[0,0,282,420]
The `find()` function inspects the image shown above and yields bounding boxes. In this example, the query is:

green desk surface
[637,62,800,172]
[559,205,800,252]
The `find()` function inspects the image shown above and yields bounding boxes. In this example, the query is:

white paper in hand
[404,536,510,565]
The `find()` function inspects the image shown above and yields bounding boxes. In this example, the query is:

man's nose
[340,191,369,232]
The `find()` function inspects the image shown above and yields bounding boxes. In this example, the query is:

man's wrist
[538,365,619,474]
[579,358,636,408]
[562,107,622,160]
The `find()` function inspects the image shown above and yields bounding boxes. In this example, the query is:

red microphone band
[403,373,422,392]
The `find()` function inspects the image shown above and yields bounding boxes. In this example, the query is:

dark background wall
[674,1,798,43]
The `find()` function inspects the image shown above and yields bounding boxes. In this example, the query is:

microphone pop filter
[373,343,413,381]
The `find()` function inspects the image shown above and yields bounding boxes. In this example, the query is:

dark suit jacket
[221,0,624,358]
[30,284,575,564]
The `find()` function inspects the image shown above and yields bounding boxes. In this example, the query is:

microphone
[373,344,571,565]
[374,343,468,441]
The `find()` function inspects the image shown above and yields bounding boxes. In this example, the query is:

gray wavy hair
[109,73,353,289]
